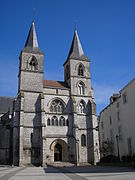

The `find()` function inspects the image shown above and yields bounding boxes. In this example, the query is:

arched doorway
[54,144,62,161]
[50,139,68,163]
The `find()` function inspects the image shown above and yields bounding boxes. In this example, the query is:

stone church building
[0,21,99,166]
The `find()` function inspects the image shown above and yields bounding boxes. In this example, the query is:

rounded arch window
[50,99,65,113]
[78,64,84,76]
[29,56,38,71]
[78,81,85,95]
[81,134,86,146]
[79,100,86,114]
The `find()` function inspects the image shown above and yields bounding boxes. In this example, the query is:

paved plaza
[0,165,135,180]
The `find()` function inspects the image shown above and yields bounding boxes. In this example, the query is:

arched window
[52,119,54,126]
[50,99,64,113]
[78,64,84,76]
[55,119,58,126]
[78,81,85,95]
[47,118,50,126]
[81,134,86,146]
[52,116,57,126]
[79,100,85,114]
[29,56,38,71]
[59,118,62,126]
[63,118,65,126]
[59,116,65,126]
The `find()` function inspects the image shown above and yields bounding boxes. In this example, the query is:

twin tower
[13,21,99,166]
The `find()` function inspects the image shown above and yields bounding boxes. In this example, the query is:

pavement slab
[0,165,134,180]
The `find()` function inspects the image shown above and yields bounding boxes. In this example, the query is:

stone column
[71,96,79,165]
[19,91,24,166]
[40,93,46,166]
[92,114,100,165]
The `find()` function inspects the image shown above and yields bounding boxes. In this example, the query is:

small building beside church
[99,78,135,160]
[0,21,99,166]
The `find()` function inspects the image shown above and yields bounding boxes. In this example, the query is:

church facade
[0,22,99,166]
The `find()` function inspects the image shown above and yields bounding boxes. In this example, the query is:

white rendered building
[99,78,135,160]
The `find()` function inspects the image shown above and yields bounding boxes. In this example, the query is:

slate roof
[0,96,14,114]
[64,30,89,65]
[43,80,69,89]
[22,21,43,54]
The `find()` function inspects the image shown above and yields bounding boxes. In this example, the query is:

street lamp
[116,135,120,161]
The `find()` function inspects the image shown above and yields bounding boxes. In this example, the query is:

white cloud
[93,83,120,105]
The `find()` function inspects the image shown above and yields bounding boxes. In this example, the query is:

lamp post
[116,135,120,161]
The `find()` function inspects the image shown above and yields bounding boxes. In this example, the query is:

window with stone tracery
[79,100,85,114]
[50,99,64,113]
[51,116,57,126]
[78,64,84,76]
[59,116,65,126]
[29,56,38,71]
[78,81,85,95]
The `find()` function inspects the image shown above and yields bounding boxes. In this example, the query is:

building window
[55,119,58,126]
[127,138,132,155]
[59,116,65,126]
[109,116,112,125]
[117,111,120,121]
[50,99,64,113]
[52,118,54,126]
[81,134,86,147]
[78,64,84,76]
[118,126,122,141]
[101,121,104,129]
[78,81,85,95]
[63,118,65,126]
[123,93,127,104]
[117,102,119,108]
[110,129,114,143]
[47,116,68,126]
[29,56,38,70]
[51,116,57,126]
[47,118,50,126]
[79,100,85,114]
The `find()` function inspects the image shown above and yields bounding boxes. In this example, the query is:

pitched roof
[0,96,14,114]
[43,80,69,89]
[66,30,89,61]
[22,21,43,54]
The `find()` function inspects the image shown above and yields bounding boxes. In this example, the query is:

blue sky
[0,0,135,114]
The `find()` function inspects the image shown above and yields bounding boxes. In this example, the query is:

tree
[101,140,114,157]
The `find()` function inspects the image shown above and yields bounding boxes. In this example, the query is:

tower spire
[67,29,89,60]
[22,21,43,54]
[25,21,39,48]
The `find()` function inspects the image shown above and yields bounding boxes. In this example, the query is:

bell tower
[63,29,92,96]
[63,29,99,165]
[18,21,44,93]
[13,21,44,166]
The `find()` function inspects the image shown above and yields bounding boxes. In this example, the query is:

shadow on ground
[43,165,135,174]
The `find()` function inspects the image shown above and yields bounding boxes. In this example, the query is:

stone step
[77,162,92,166]
[48,161,75,167]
